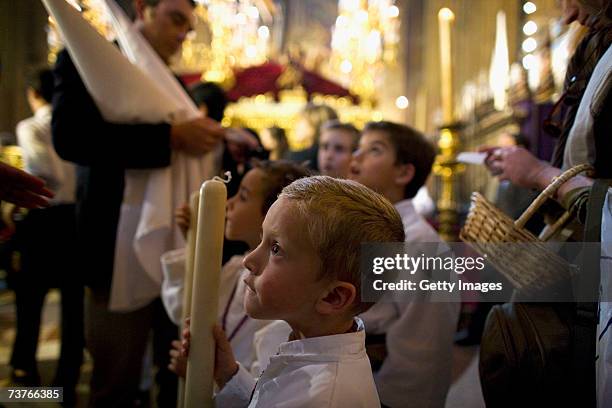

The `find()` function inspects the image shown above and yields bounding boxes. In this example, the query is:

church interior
[0,0,609,407]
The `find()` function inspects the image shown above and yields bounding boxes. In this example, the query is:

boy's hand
[175,203,191,239]
[213,324,239,389]
[168,340,187,378]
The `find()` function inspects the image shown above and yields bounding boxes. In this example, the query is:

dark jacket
[52,49,172,291]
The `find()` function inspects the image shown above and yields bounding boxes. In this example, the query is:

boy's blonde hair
[280,176,405,313]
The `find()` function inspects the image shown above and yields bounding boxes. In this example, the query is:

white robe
[215,317,381,408]
[360,199,460,408]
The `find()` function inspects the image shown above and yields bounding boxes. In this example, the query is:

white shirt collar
[394,199,417,222]
[276,317,366,359]
[34,104,52,120]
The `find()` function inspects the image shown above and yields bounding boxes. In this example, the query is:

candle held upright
[184,180,227,408]
[434,7,464,242]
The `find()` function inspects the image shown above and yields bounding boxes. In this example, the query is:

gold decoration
[330,0,400,104]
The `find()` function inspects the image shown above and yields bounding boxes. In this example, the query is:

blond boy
[202,176,406,407]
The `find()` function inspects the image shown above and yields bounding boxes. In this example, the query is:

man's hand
[480,146,550,190]
[170,117,225,155]
[0,162,54,208]
[175,203,191,239]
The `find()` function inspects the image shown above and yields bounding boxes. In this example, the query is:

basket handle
[514,163,593,229]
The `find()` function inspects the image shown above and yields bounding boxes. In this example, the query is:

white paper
[456,152,487,165]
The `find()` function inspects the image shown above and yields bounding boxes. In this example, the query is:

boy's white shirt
[161,252,273,369]
[360,199,460,408]
[215,317,381,408]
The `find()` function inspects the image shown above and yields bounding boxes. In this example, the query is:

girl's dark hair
[268,126,290,158]
[26,68,54,103]
[253,160,311,214]
[190,82,228,122]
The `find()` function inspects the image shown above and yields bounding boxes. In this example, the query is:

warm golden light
[438,8,455,22]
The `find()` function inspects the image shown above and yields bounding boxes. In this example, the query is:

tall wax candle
[178,191,200,408]
[184,180,227,408]
[438,7,455,124]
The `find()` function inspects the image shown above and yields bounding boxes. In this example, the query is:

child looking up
[349,121,460,408]
[317,120,360,179]
[183,176,405,407]
[163,160,310,373]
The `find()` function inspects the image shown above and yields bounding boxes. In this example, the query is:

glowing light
[245,45,258,58]
[387,6,400,18]
[235,12,247,25]
[523,2,537,14]
[340,60,353,73]
[522,37,537,53]
[356,10,369,23]
[438,8,455,21]
[523,21,537,36]
[522,54,535,69]
[246,6,259,19]
[257,25,269,39]
[395,96,409,109]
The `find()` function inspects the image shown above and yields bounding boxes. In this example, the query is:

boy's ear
[393,163,415,188]
[316,281,357,315]
[133,0,148,20]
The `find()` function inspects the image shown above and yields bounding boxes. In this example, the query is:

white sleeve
[160,248,186,325]
[214,362,256,408]
[375,301,460,408]
[16,120,64,190]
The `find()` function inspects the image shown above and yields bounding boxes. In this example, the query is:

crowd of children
[163,101,459,407]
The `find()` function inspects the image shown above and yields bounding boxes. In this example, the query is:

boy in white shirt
[349,121,460,408]
[164,160,310,373]
[180,176,406,407]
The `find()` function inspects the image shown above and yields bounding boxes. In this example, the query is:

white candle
[184,180,227,408]
[438,7,455,124]
[178,191,200,408]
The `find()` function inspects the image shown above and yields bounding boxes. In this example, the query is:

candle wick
[213,171,232,184]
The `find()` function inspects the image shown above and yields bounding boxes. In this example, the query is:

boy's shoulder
[253,322,380,407]
[254,350,380,408]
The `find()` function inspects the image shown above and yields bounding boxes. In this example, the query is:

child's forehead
[361,129,392,144]
[264,198,308,233]
[240,167,266,191]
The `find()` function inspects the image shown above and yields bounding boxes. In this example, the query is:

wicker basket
[460,163,592,291]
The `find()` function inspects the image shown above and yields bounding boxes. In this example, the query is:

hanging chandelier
[330,0,400,104]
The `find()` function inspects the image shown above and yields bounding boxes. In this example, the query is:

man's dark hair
[190,82,228,122]
[364,121,436,199]
[25,68,54,103]
[321,120,360,150]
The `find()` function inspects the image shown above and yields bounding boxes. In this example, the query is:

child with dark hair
[349,120,460,408]
[12,67,82,403]
[318,120,360,178]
